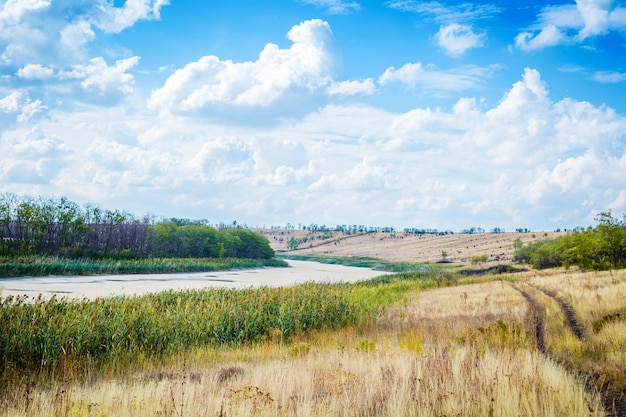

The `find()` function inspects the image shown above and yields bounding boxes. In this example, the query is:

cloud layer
[1,3,625,231]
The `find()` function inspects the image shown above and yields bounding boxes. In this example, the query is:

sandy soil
[0,260,391,300]
[259,229,566,265]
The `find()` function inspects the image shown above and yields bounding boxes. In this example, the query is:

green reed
[0,283,362,377]
[0,256,287,277]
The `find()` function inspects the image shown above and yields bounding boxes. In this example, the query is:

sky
[1,0,626,232]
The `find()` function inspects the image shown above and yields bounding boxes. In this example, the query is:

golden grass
[526,269,626,370]
[2,342,603,417]
[2,276,607,417]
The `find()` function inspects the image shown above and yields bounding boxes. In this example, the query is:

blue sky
[1,0,626,231]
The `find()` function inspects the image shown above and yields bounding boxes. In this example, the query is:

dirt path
[530,286,587,341]
[511,284,547,355]
[513,283,625,417]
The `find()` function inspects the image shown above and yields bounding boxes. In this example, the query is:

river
[0,260,391,300]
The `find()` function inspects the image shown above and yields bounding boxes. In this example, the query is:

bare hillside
[258,229,565,265]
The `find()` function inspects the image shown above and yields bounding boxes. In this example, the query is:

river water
[0,260,391,300]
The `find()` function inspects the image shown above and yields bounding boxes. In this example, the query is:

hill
[258,229,566,265]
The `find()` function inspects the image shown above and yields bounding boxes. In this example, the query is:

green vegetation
[0,284,357,378]
[514,211,626,270]
[0,193,275,261]
[0,256,286,277]
[470,254,488,265]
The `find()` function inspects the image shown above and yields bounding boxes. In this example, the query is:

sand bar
[0,260,390,300]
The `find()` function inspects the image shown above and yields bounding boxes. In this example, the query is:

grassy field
[1,265,624,416]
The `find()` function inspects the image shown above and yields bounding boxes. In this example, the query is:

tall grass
[0,256,287,277]
[0,283,364,381]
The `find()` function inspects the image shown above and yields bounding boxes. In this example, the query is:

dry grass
[523,268,626,408]
[2,277,606,417]
[4,346,600,417]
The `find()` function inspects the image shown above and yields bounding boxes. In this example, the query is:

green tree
[595,211,626,269]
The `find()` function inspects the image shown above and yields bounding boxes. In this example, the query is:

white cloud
[300,0,361,14]
[0,0,50,23]
[326,79,375,96]
[148,19,340,114]
[0,90,45,122]
[592,70,626,83]
[60,20,96,59]
[515,25,566,51]
[11,58,139,107]
[515,0,626,50]
[378,62,498,92]
[0,127,69,185]
[384,1,501,23]
[95,0,171,33]
[17,63,55,79]
[309,157,391,191]
[576,0,612,39]
[49,56,141,103]
[0,91,23,112]
[434,24,485,57]
[0,1,167,67]
[17,99,46,122]
[190,138,254,184]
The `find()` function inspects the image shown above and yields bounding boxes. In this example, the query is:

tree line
[514,211,626,270]
[0,194,274,259]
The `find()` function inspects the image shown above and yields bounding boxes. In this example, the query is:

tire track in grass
[513,284,547,355]
[530,286,587,341]
[515,282,626,417]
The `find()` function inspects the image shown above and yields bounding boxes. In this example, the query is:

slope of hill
[258,229,565,265]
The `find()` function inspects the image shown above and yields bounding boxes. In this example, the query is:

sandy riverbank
[0,260,390,300]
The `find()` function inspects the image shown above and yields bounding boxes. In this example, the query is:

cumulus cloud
[515,0,626,50]
[0,0,50,23]
[148,19,340,115]
[378,62,498,92]
[13,57,139,106]
[0,1,167,66]
[0,90,23,112]
[95,0,170,33]
[434,24,485,57]
[0,90,45,122]
[17,63,54,79]
[74,56,139,96]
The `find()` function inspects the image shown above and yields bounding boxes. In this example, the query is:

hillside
[258,229,566,265]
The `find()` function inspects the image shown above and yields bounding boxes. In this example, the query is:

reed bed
[0,256,287,277]
[0,283,362,382]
